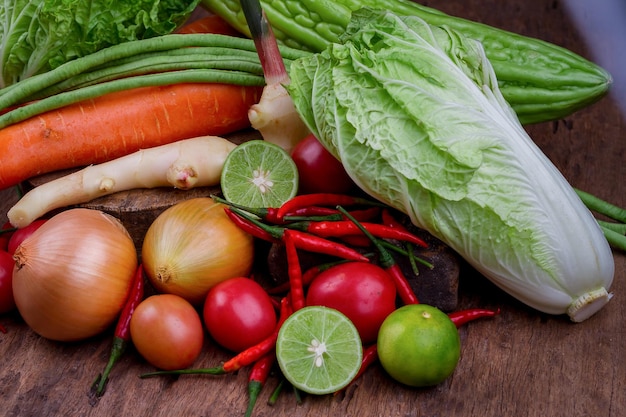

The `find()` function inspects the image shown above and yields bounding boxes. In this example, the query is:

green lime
[220,140,298,208]
[276,306,363,395]
[377,304,461,387]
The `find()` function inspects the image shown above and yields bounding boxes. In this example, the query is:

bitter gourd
[201,0,612,124]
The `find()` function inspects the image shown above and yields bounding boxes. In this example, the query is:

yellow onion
[12,208,138,342]
[142,198,254,305]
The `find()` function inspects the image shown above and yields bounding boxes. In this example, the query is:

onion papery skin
[142,198,255,305]
[12,209,138,342]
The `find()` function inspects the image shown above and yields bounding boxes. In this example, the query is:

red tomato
[0,222,14,252]
[7,219,47,254]
[130,294,204,370]
[291,134,355,194]
[0,250,16,314]
[203,277,277,352]
[306,262,397,344]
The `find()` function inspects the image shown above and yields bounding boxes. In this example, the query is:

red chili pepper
[347,206,382,222]
[351,344,378,386]
[212,194,283,224]
[387,264,419,305]
[224,207,279,243]
[267,263,314,295]
[245,352,276,417]
[338,206,419,305]
[0,221,15,251]
[382,209,417,274]
[286,229,369,262]
[339,235,373,248]
[291,220,427,247]
[268,296,281,310]
[381,208,405,230]
[335,344,378,395]
[91,264,145,397]
[267,260,349,294]
[223,296,291,372]
[283,205,339,218]
[283,206,381,223]
[227,206,370,263]
[276,193,382,221]
[448,308,500,328]
[355,344,378,379]
[283,230,305,311]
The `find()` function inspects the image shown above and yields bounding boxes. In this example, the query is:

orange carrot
[0,82,262,190]
[176,14,242,36]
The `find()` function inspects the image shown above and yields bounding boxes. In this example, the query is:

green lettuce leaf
[287,8,614,321]
[0,0,200,87]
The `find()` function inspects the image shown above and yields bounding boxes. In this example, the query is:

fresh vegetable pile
[132,191,501,412]
[0,0,625,416]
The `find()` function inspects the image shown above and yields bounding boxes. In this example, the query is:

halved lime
[276,306,363,395]
[220,140,299,208]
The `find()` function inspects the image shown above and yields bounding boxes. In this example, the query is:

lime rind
[276,306,363,395]
[220,140,299,208]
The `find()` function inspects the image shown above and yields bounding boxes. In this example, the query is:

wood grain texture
[1,1,625,416]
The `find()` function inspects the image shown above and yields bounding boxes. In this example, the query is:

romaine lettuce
[287,9,615,321]
[0,0,200,88]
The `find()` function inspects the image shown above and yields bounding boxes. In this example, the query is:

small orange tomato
[130,294,204,370]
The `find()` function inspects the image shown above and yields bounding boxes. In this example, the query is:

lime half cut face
[276,306,363,395]
[220,140,299,208]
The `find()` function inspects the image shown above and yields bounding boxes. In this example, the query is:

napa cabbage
[287,8,615,322]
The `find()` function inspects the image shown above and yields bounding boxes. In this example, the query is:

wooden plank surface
[1,1,625,416]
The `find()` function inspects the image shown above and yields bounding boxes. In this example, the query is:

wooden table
[1,1,624,416]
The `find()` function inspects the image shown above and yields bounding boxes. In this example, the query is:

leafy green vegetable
[0,0,200,88]
[287,9,615,322]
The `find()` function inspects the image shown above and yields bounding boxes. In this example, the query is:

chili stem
[293,386,304,404]
[267,378,285,406]
[224,207,279,242]
[141,367,226,378]
[91,265,145,397]
[381,209,423,275]
[338,206,419,305]
[212,194,281,224]
[228,206,285,240]
[0,227,16,236]
[380,240,434,269]
[229,206,370,262]
[245,352,275,417]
